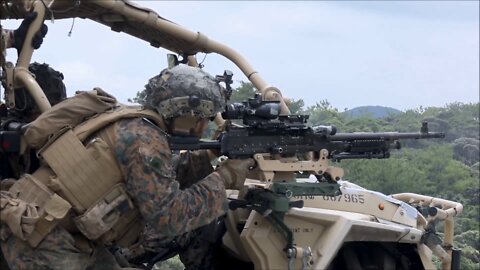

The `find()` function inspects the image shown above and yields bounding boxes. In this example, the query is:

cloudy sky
[2,1,479,111]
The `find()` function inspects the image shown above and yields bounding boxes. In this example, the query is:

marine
[0,64,254,269]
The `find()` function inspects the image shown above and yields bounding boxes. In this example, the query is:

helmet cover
[141,65,226,119]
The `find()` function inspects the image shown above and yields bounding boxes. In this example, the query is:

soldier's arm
[174,150,214,189]
[113,118,228,237]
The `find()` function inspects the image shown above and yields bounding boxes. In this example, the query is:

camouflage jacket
[97,117,229,239]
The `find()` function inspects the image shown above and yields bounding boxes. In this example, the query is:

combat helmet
[13,62,66,116]
[141,65,226,119]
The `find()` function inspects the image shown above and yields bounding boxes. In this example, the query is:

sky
[2,1,479,111]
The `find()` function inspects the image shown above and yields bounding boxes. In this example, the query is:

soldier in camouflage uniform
[1,64,254,270]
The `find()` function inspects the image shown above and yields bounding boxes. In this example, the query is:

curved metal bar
[15,0,51,112]
[91,0,291,114]
[392,193,463,218]
[393,192,463,270]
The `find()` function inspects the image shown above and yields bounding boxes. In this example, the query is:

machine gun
[170,93,445,162]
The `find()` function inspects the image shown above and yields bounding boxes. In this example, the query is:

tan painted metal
[251,149,340,182]
[11,0,51,112]
[238,207,424,270]
[90,0,291,115]
[392,193,464,270]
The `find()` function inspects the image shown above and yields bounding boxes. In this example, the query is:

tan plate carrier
[3,89,164,248]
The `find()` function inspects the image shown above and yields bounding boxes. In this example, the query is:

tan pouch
[0,190,39,240]
[24,88,117,149]
[2,174,71,247]
[101,205,143,247]
[73,184,133,240]
[27,193,71,247]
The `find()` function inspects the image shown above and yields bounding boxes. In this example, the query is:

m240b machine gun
[169,94,445,161]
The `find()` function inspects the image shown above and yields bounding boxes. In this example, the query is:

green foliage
[341,145,478,227]
[228,82,305,114]
[305,100,346,129]
[229,81,256,103]
[286,98,305,114]
[128,89,146,104]
[453,137,480,166]
[343,117,393,132]
[455,230,480,269]
[418,102,480,142]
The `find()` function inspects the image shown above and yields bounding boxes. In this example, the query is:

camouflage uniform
[122,136,225,270]
[113,118,228,238]
[1,65,232,270]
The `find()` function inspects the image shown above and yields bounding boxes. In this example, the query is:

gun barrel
[330,131,445,141]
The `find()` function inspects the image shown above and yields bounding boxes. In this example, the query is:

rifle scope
[222,101,280,120]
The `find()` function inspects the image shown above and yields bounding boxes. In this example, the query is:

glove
[216,158,255,190]
[14,12,48,53]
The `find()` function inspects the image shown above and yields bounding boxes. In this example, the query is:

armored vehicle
[1,1,463,270]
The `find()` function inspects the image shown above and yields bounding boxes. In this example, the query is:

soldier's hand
[216,158,255,190]
[14,12,48,53]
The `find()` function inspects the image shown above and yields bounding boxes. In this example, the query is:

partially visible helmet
[14,62,66,115]
[141,65,226,119]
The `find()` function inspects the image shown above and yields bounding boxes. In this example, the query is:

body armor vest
[1,89,165,247]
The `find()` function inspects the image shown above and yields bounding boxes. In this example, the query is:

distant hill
[343,106,402,118]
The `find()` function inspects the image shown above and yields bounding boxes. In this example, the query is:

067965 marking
[322,194,365,204]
